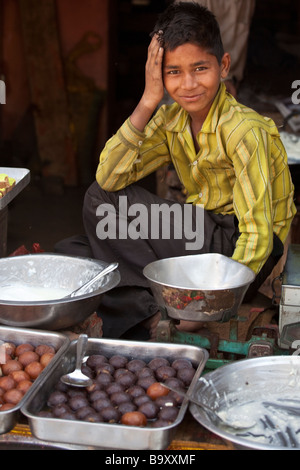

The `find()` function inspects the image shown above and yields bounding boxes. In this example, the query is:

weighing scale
[153,245,300,370]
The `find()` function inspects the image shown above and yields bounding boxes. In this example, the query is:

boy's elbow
[96,172,123,192]
[96,172,110,191]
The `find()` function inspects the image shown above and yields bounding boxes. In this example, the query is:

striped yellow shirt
[96,83,296,274]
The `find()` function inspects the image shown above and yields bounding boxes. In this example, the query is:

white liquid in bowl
[0,285,72,302]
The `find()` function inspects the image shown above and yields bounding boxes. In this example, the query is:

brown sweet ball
[18,351,39,367]
[10,370,31,384]
[0,375,16,391]
[1,359,23,376]
[3,388,24,405]
[25,361,44,380]
[0,403,15,411]
[40,352,55,368]
[155,365,176,381]
[120,411,147,427]
[148,357,170,370]
[146,382,170,400]
[16,380,32,394]
[176,367,195,386]
[15,343,34,356]
[109,355,128,369]
[171,358,194,371]
[35,344,55,356]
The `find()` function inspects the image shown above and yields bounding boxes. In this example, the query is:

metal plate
[22,338,208,450]
[0,326,69,435]
[189,355,300,450]
[0,167,30,210]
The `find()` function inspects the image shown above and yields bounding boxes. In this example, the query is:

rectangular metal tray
[0,326,69,434]
[22,338,208,450]
[0,167,30,210]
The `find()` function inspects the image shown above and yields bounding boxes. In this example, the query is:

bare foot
[62,312,103,339]
[176,319,207,332]
[145,311,207,341]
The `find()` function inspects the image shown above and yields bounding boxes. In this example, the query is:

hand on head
[143,33,165,110]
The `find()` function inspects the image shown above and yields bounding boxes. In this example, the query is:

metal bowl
[0,254,120,330]
[143,253,255,322]
[189,355,300,450]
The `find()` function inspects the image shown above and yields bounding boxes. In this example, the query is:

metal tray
[0,167,30,210]
[22,338,208,450]
[0,326,69,434]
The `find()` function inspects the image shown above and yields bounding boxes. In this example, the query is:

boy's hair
[152,1,224,63]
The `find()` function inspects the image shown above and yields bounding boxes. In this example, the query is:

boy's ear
[220,53,231,79]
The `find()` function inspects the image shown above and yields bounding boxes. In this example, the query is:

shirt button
[199,192,203,198]
[192,161,197,165]
[138,140,143,146]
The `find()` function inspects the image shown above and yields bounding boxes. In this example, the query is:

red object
[9,243,44,257]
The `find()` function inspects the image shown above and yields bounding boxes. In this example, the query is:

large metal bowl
[0,254,120,330]
[189,355,300,450]
[143,253,255,322]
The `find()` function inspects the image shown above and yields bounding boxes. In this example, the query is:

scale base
[156,315,289,371]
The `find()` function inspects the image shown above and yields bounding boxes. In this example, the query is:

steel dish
[189,355,300,450]
[0,326,69,434]
[143,253,255,322]
[0,254,120,330]
[22,338,208,450]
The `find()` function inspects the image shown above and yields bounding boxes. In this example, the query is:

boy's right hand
[130,34,164,132]
[142,33,165,110]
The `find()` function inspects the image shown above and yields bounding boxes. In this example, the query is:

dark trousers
[56,181,283,338]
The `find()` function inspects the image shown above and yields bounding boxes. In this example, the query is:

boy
[81,2,296,340]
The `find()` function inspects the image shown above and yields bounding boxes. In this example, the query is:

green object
[157,309,289,371]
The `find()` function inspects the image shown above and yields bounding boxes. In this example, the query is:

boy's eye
[166,69,179,75]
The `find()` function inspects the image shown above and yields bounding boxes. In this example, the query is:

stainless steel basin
[143,253,255,322]
[0,253,120,329]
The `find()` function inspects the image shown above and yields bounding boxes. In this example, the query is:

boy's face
[163,43,230,123]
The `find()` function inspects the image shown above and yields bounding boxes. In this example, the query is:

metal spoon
[161,383,256,430]
[60,334,93,387]
[65,262,118,298]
